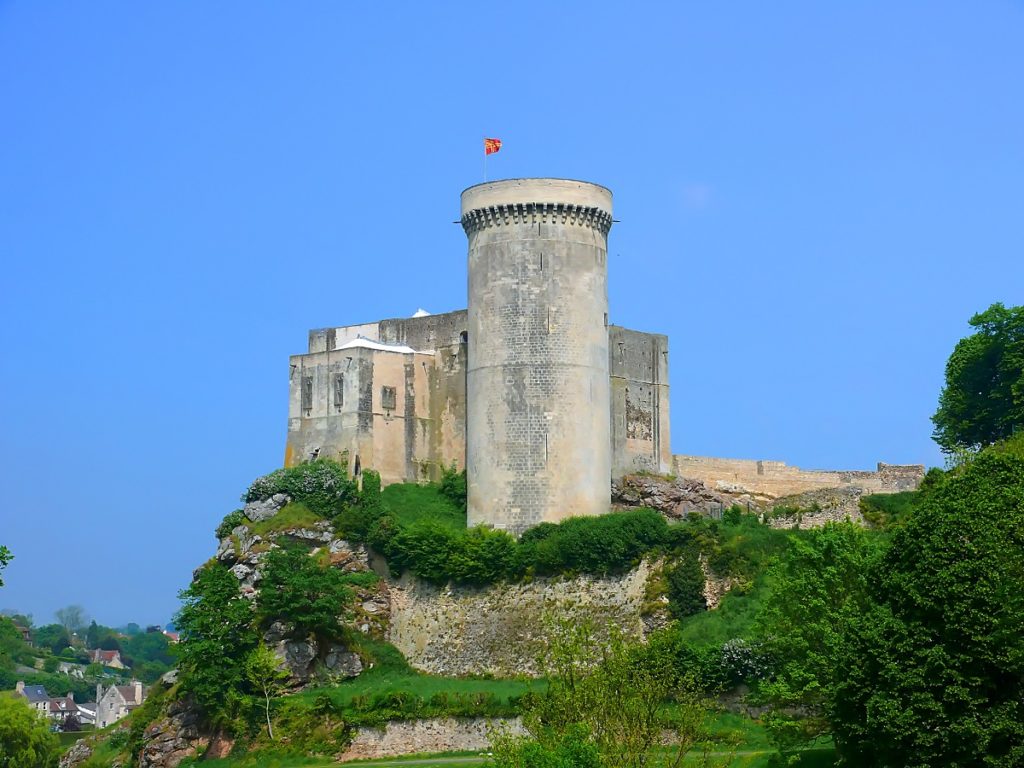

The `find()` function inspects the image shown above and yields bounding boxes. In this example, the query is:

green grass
[381,484,466,530]
[859,491,919,528]
[287,637,531,711]
[249,502,324,537]
[673,574,774,647]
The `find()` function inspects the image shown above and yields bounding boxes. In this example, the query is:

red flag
[484,137,502,155]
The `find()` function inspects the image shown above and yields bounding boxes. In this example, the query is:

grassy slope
[381,484,466,530]
[290,638,531,710]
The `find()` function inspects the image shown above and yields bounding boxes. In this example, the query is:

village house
[76,700,98,726]
[88,648,126,669]
[96,680,145,728]
[14,682,82,729]
[14,681,50,717]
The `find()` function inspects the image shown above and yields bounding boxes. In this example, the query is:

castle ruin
[286,178,921,534]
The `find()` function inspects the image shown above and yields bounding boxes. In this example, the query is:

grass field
[380,485,466,530]
[289,637,532,711]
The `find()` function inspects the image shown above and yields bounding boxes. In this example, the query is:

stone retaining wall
[339,717,525,762]
[387,564,653,676]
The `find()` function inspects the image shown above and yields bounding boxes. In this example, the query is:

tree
[831,447,1024,767]
[256,545,351,639]
[175,563,258,729]
[0,695,59,768]
[54,605,88,636]
[932,302,1024,453]
[244,644,288,740]
[0,546,11,588]
[492,617,706,768]
[32,625,71,655]
[756,522,884,758]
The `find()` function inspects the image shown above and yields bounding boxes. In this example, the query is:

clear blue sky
[2,2,1022,626]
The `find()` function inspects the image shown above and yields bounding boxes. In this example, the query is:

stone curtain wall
[339,717,526,762]
[387,562,653,677]
[672,455,925,498]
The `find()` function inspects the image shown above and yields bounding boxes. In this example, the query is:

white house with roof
[96,680,145,728]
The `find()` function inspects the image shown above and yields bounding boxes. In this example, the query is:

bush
[666,552,706,619]
[244,460,357,516]
[518,509,668,577]
[858,491,919,528]
[333,471,385,539]
[438,463,467,512]
[257,544,352,639]
[216,510,247,540]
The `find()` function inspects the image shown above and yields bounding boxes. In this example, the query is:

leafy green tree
[0,695,59,768]
[85,620,100,649]
[32,625,70,656]
[933,302,1024,453]
[756,522,883,758]
[0,546,11,588]
[175,563,258,729]
[244,644,289,740]
[54,605,87,636]
[832,447,1024,767]
[256,545,351,639]
[494,618,705,768]
[123,631,174,666]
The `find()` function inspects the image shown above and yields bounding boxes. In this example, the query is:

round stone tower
[461,178,613,534]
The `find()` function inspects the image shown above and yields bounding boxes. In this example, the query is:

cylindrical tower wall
[461,179,612,534]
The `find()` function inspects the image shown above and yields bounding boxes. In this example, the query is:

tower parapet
[462,179,613,534]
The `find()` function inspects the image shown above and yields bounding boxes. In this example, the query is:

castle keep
[287,179,668,533]
[286,178,920,534]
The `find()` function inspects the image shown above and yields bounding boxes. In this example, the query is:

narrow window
[381,386,397,411]
[301,375,313,412]
[333,373,344,407]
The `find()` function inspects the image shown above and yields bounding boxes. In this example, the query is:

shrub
[666,552,706,619]
[244,460,357,516]
[438,463,467,512]
[216,510,247,540]
[333,470,385,539]
[257,544,352,639]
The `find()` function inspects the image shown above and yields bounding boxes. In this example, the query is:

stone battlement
[672,455,925,499]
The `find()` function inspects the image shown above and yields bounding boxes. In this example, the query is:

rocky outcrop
[339,717,526,762]
[139,697,207,768]
[613,474,766,518]
[59,740,93,768]
[262,621,363,688]
[388,563,653,677]
[766,486,866,529]
[243,493,290,522]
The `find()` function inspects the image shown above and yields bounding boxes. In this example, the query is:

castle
[286,178,922,534]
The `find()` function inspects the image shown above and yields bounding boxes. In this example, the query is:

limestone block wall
[340,718,526,763]
[463,179,613,533]
[672,455,925,498]
[387,562,652,677]
[610,326,671,477]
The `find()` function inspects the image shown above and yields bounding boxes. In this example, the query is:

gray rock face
[140,697,207,768]
[243,493,290,523]
[59,740,92,768]
[324,645,363,678]
[262,622,363,687]
[612,474,764,518]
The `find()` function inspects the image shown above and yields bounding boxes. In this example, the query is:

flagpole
[483,138,487,182]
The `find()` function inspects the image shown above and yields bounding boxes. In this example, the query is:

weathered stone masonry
[284,177,922,532]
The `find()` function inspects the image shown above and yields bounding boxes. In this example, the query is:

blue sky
[1,2,1022,626]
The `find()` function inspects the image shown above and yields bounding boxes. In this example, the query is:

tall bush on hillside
[932,302,1024,453]
[0,695,59,768]
[756,522,884,758]
[256,544,352,639]
[175,563,258,729]
[832,447,1024,767]
[492,618,705,768]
